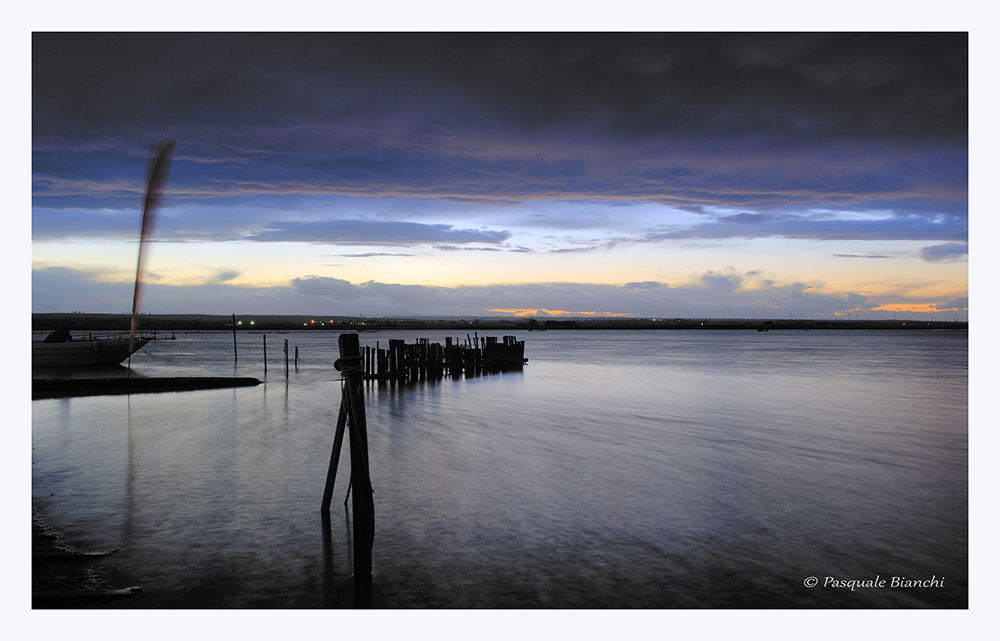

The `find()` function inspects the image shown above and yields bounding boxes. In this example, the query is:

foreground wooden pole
[323,333,374,605]
[321,399,349,512]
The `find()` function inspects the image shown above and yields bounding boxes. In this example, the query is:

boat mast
[130,140,175,351]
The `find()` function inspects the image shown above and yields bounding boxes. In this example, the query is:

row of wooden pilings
[321,333,527,606]
[362,335,526,383]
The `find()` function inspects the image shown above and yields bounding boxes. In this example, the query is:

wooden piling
[232,314,238,363]
[356,335,525,384]
[284,339,289,378]
[337,334,374,602]
[321,398,349,513]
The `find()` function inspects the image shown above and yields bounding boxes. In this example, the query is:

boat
[33,325,149,368]
[32,139,174,369]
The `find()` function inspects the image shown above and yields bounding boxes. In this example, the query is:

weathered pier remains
[320,333,525,605]
[361,335,526,383]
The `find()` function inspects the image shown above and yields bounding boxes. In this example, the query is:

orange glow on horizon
[488,308,632,317]
[871,303,964,314]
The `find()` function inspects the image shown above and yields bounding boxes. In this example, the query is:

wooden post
[295,346,299,369]
[334,333,374,604]
[284,339,289,378]
[321,398,349,513]
[232,314,238,363]
[263,334,267,375]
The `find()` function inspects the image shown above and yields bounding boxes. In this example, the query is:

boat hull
[32,338,149,368]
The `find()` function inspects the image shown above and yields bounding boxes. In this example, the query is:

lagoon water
[31,329,968,608]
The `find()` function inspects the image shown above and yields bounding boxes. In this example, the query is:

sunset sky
[31,31,969,319]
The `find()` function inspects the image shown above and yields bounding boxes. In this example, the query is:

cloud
[918,242,968,262]
[290,276,365,299]
[549,246,600,254]
[718,213,767,225]
[643,213,967,242]
[31,208,144,240]
[434,245,503,252]
[33,33,967,222]
[623,281,667,290]
[30,34,968,320]
[32,34,967,145]
[209,269,241,283]
[328,252,415,258]
[832,254,893,259]
[934,297,968,311]
[32,265,136,314]
[33,266,964,320]
[700,270,743,292]
[281,271,881,319]
[248,220,510,245]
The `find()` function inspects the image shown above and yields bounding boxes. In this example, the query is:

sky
[16,14,993,633]
[31,30,969,319]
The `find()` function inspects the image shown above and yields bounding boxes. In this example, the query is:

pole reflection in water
[31,329,967,608]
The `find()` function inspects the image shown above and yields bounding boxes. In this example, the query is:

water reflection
[32,330,967,608]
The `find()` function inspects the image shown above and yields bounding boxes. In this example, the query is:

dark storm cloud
[32,32,967,230]
[32,33,967,141]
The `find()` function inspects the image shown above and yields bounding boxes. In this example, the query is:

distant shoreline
[32,312,967,333]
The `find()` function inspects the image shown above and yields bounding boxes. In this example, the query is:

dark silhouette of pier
[362,335,526,383]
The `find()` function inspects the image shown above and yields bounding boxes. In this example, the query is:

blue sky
[31,30,969,319]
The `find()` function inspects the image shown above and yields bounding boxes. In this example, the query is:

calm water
[31,329,968,608]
